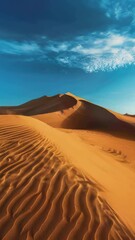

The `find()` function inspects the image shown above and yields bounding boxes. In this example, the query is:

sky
[0,0,135,114]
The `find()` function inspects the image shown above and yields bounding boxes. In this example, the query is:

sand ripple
[0,116,134,240]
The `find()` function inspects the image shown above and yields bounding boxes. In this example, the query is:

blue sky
[0,0,135,113]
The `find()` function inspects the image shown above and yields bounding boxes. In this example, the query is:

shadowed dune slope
[33,94,135,139]
[0,115,134,240]
[0,92,135,139]
[61,100,135,137]
[0,94,77,115]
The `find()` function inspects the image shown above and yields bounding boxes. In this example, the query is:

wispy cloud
[46,42,69,53]
[0,40,41,55]
[101,0,135,21]
[1,31,135,73]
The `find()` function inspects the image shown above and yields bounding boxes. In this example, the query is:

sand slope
[0,115,135,240]
[0,93,135,139]
[62,129,135,168]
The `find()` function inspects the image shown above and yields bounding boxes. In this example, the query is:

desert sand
[0,93,135,240]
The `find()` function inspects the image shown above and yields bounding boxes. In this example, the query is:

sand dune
[0,93,135,139]
[0,115,135,239]
[0,93,135,239]
[0,94,77,116]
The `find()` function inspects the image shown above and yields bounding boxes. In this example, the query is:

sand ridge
[0,115,135,239]
[0,93,135,139]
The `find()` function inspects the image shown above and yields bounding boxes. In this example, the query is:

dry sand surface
[0,93,135,240]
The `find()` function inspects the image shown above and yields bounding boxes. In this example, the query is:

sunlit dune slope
[0,93,135,139]
[0,115,134,240]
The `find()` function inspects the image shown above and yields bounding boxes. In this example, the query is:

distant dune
[0,94,135,239]
[0,92,135,139]
[125,113,135,117]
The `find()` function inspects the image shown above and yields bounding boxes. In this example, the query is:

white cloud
[83,49,134,73]
[55,31,135,72]
[106,34,126,46]
[1,30,135,73]
[71,45,101,55]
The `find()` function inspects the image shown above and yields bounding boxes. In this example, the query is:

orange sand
[0,93,135,239]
